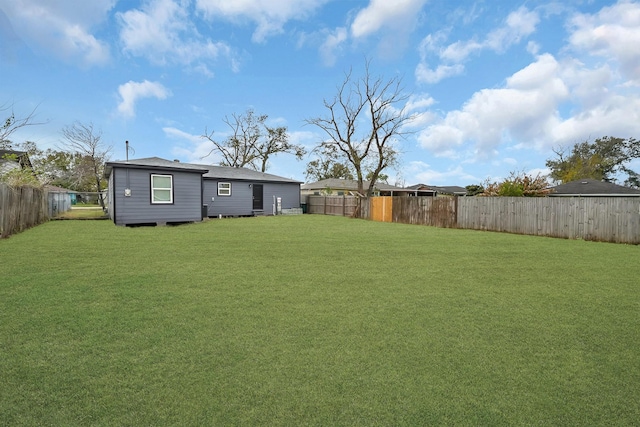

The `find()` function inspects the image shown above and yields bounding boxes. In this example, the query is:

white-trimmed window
[218,182,231,196]
[151,174,173,204]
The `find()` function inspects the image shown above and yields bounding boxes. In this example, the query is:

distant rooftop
[549,179,640,196]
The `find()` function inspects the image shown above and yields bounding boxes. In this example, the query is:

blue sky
[1,0,639,186]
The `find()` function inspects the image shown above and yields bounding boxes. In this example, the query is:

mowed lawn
[1,215,639,426]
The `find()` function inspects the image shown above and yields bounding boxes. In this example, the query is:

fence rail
[0,183,48,238]
[307,195,640,244]
[307,195,358,216]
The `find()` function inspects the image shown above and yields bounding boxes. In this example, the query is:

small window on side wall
[151,174,173,204]
[218,182,231,196]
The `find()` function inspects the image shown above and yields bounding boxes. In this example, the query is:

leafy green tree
[305,157,354,182]
[305,59,413,196]
[465,184,484,196]
[8,141,88,190]
[0,153,40,187]
[202,109,305,172]
[546,137,639,187]
[366,171,388,184]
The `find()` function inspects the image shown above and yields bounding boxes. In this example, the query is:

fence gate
[371,197,393,222]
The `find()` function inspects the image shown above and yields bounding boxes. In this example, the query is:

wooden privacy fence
[0,183,48,238]
[307,195,358,216]
[458,196,640,244]
[308,195,640,244]
[391,196,458,228]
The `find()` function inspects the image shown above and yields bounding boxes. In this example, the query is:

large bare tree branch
[1,102,47,148]
[305,59,414,196]
[201,109,305,171]
[60,121,112,209]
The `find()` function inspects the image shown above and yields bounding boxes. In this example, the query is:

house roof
[196,164,301,183]
[0,149,27,158]
[0,149,32,167]
[301,178,410,193]
[45,185,78,193]
[105,157,301,183]
[105,157,210,175]
[548,179,640,196]
[407,183,467,195]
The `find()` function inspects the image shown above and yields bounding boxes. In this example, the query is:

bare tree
[305,60,413,196]
[202,109,305,172]
[1,102,45,148]
[60,122,112,209]
[257,125,305,172]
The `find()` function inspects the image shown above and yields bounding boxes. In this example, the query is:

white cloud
[405,94,436,112]
[418,54,570,157]
[349,0,429,58]
[165,126,217,163]
[350,0,428,39]
[415,63,464,84]
[407,161,479,186]
[550,94,640,144]
[117,80,171,118]
[319,27,347,66]
[417,11,640,164]
[195,0,330,43]
[0,0,113,66]
[118,0,234,68]
[568,0,640,84]
[417,6,540,84]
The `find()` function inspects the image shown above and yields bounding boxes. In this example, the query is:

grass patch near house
[53,207,108,220]
[1,215,639,425]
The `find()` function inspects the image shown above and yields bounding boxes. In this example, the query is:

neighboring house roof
[105,157,301,183]
[548,179,640,196]
[407,183,467,196]
[45,185,78,193]
[0,149,33,173]
[302,178,409,193]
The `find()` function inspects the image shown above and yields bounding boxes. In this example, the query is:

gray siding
[111,167,203,225]
[108,172,114,221]
[203,179,300,217]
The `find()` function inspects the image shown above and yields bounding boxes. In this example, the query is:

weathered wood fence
[306,195,640,244]
[0,183,48,238]
[307,195,359,216]
[458,196,640,243]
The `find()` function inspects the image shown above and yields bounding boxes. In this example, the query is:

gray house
[105,157,301,226]
[201,165,301,217]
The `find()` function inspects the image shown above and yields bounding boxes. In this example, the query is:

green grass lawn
[54,207,108,220]
[1,216,639,425]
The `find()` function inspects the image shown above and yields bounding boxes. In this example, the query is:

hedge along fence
[309,195,640,244]
[0,183,48,238]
